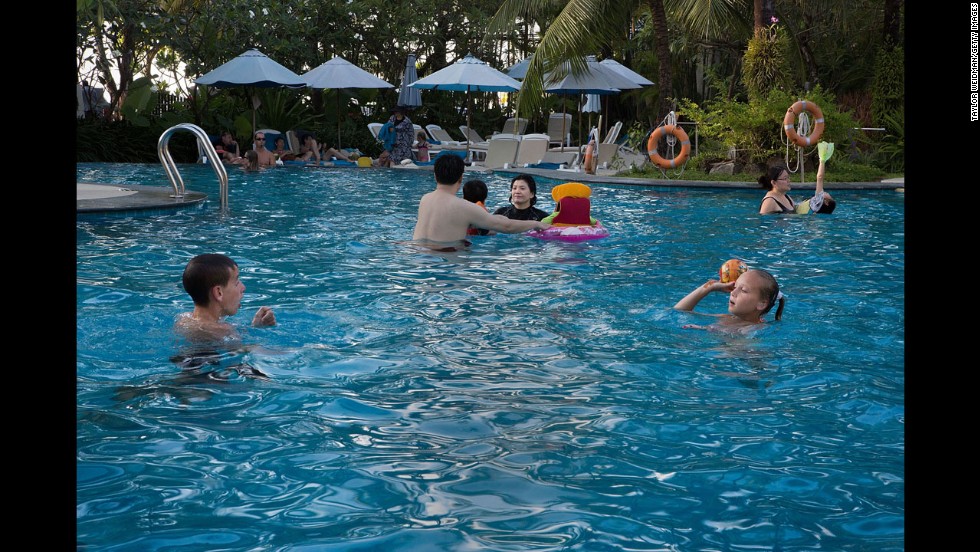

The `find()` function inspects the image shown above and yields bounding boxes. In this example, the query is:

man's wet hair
[434,154,465,185]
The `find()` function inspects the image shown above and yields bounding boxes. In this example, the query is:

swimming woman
[493,174,549,221]
[758,165,796,214]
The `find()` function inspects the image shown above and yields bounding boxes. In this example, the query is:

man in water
[253,132,277,167]
[413,154,550,246]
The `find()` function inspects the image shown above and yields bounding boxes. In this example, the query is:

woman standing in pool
[493,174,549,221]
[758,165,796,214]
[674,268,785,330]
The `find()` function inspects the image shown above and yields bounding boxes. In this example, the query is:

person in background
[674,268,785,332]
[386,106,416,164]
[243,150,260,172]
[216,131,241,163]
[174,253,276,343]
[462,179,490,236]
[298,133,322,164]
[253,132,276,167]
[416,131,431,162]
[320,143,353,162]
[758,164,796,214]
[493,174,549,221]
[272,136,297,161]
[412,155,549,247]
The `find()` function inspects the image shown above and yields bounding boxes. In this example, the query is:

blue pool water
[77,163,905,551]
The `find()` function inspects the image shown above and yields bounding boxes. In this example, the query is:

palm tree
[487,0,676,123]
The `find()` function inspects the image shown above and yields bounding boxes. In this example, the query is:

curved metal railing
[157,123,229,210]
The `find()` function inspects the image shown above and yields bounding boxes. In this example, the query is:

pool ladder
[158,123,229,210]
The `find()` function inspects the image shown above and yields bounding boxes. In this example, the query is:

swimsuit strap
[763,195,793,213]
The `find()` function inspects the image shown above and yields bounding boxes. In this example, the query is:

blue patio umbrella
[505,56,532,79]
[397,54,422,110]
[582,93,602,135]
[545,56,641,156]
[410,53,522,159]
[599,59,655,86]
[196,48,306,140]
[303,55,394,149]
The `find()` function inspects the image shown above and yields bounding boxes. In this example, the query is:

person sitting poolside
[252,132,277,167]
[412,154,550,247]
[271,136,297,161]
[298,134,322,164]
[215,131,242,163]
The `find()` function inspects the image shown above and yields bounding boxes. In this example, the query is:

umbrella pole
[337,92,342,150]
[561,101,567,150]
[250,87,257,145]
[466,87,472,163]
[578,93,583,164]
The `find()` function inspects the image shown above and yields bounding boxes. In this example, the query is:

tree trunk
[645,0,673,124]
[882,0,902,46]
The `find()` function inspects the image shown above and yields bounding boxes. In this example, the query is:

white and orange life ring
[783,100,825,147]
[647,124,690,169]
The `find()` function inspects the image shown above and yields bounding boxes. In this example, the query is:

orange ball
[719,259,748,283]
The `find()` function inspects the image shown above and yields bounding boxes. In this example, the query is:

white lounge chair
[547,113,573,148]
[287,130,304,153]
[500,117,528,136]
[513,133,550,167]
[367,123,383,142]
[533,150,579,169]
[472,134,520,169]
[458,125,488,144]
[425,125,469,149]
[602,121,623,144]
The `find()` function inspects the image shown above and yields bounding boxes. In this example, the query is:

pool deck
[76,169,904,213]
[77,183,208,213]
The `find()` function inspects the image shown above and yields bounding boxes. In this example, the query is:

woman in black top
[758,164,797,214]
[493,174,549,221]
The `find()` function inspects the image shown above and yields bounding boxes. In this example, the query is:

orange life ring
[583,128,600,174]
[783,100,825,147]
[647,124,690,169]
[583,143,596,174]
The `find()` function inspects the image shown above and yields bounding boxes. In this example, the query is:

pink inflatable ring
[528,222,610,242]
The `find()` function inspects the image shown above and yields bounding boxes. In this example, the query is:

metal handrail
[157,123,229,210]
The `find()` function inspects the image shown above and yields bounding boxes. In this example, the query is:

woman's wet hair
[751,269,785,321]
[759,165,788,191]
[510,174,538,205]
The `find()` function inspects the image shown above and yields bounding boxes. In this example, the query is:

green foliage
[76,117,200,164]
[119,76,158,127]
[620,155,886,183]
[742,25,793,102]
[677,86,863,169]
[870,44,904,128]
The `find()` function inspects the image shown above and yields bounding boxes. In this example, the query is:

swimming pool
[77,163,905,551]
